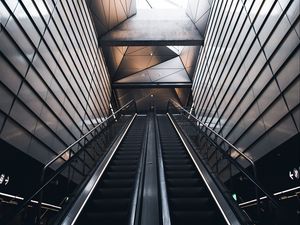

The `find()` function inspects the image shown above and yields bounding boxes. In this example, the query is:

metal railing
[3,100,137,225]
[167,99,280,222]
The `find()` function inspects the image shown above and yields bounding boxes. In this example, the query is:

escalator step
[172,210,216,225]
[89,198,130,211]
[95,188,132,198]
[113,155,139,160]
[166,178,203,187]
[165,171,198,178]
[84,212,128,225]
[164,165,194,171]
[164,158,190,163]
[169,197,212,210]
[105,171,136,179]
[110,160,138,165]
[168,187,207,197]
[108,165,137,172]
[101,179,134,187]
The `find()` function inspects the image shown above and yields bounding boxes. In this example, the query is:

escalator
[74,116,147,225]
[157,115,227,225]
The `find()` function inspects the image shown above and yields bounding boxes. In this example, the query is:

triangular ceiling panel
[115,57,190,83]
[152,57,184,69]
[102,46,128,75]
[179,46,200,78]
[155,69,190,82]
[115,0,128,26]
[113,46,178,81]
[148,68,184,82]
[185,0,212,37]
[89,0,137,36]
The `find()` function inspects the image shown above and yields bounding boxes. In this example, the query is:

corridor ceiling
[86,0,207,112]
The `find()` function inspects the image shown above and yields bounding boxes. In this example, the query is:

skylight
[137,0,188,10]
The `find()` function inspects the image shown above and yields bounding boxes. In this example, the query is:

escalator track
[157,115,227,225]
[75,116,147,225]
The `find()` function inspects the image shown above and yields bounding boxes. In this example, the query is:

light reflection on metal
[239,186,300,208]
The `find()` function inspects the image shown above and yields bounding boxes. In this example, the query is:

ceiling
[87,0,207,112]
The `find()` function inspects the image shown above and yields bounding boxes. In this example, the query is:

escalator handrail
[168,99,254,167]
[154,115,171,225]
[42,99,137,173]
[129,115,149,225]
[167,99,280,209]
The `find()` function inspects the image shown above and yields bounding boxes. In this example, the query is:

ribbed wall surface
[192,0,299,164]
[0,0,111,164]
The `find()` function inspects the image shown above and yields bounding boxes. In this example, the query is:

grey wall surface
[0,0,111,165]
[192,0,299,165]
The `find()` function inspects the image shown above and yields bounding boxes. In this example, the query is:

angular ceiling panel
[155,69,190,83]
[179,46,200,77]
[186,0,212,37]
[102,46,128,75]
[153,57,184,69]
[129,0,137,15]
[114,0,128,25]
[115,57,190,83]
[87,1,204,112]
[113,46,178,80]
[148,69,184,82]
[175,87,190,106]
[88,0,137,36]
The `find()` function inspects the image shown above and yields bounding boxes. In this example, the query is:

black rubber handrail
[167,99,280,209]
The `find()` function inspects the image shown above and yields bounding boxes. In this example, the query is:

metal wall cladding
[0,0,111,164]
[192,0,300,168]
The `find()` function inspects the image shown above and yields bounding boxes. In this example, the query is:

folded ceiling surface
[100,9,203,46]
[87,0,205,111]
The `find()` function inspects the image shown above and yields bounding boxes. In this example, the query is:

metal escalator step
[84,212,128,225]
[95,188,132,198]
[105,171,136,179]
[164,165,194,171]
[168,187,207,197]
[110,160,138,165]
[116,150,140,154]
[169,197,212,210]
[165,171,197,178]
[164,159,191,165]
[162,145,185,149]
[113,154,140,160]
[108,165,137,172]
[167,178,203,187]
[101,179,135,187]
[163,153,188,158]
[172,210,216,224]
[89,198,131,211]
